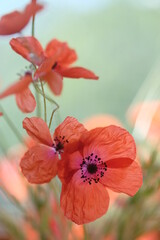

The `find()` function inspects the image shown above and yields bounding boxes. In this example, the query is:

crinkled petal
[82,125,136,162]
[61,67,99,80]
[23,117,53,146]
[100,160,143,196]
[54,116,87,153]
[45,71,63,95]
[0,74,32,99]
[45,39,77,66]
[16,87,36,113]
[20,144,58,184]
[10,37,44,65]
[60,171,109,224]
[0,2,43,35]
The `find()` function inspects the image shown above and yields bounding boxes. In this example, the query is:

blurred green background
[1,0,160,152]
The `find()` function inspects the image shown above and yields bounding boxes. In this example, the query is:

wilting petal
[60,171,109,224]
[100,160,143,196]
[82,125,136,161]
[61,67,99,80]
[23,117,53,146]
[45,71,63,95]
[20,144,58,184]
[0,74,32,99]
[0,2,43,35]
[16,87,36,113]
[45,39,77,66]
[54,116,87,152]
[10,37,44,65]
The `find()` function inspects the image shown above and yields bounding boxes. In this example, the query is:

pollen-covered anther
[80,153,107,185]
[53,135,69,153]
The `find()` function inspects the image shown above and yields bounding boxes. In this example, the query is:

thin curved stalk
[33,83,59,127]
[40,81,47,122]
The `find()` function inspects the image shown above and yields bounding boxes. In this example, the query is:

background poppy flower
[0,112,3,116]
[0,157,28,202]
[0,73,36,113]
[58,125,142,224]
[0,1,43,35]
[10,37,99,95]
[20,116,86,184]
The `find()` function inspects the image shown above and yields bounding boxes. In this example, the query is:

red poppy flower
[0,72,36,113]
[0,112,3,116]
[0,1,43,35]
[20,116,86,183]
[10,37,99,95]
[58,125,143,224]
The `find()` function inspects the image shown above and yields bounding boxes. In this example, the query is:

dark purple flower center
[80,152,107,185]
[87,163,97,174]
[53,135,69,154]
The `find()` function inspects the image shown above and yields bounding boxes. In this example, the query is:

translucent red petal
[60,171,109,224]
[0,74,32,99]
[16,87,36,113]
[61,67,99,80]
[20,144,58,184]
[23,117,53,146]
[45,39,77,66]
[0,2,43,35]
[10,37,44,65]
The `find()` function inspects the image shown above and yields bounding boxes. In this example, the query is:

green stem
[48,106,59,129]
[35,89,41,117]
[33,83,59,126]
[40,81,47,122]
[31,0,42,117]
[31,0,36,37]
[83,225,89,240]
[0,105,24,144]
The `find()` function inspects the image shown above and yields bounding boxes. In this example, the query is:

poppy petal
[45,39,77,66]
[20,144,58,184]
[54,116,87,152]
[45,71,63,95]
[58,151,82,184]
[16,87,36,113]
[82,125,136,161]
[23,117,53,146]
[60,67,99,80]
[60,170,109,224]
[34,56,58,79]
[100,160,143,196]
[0,74,32,99]
[0,2,43,35]
[10,37,44,65]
